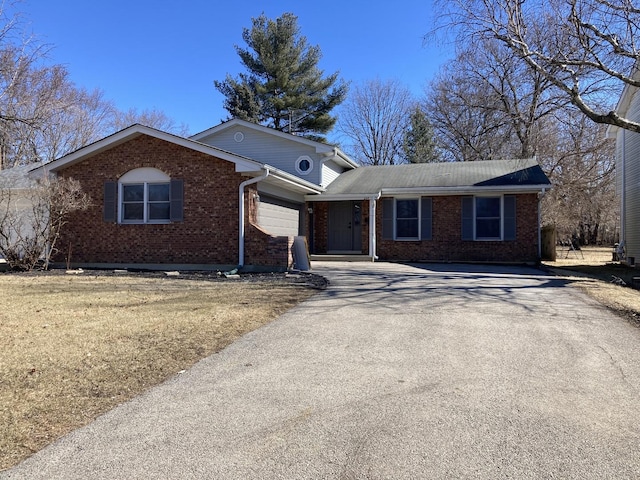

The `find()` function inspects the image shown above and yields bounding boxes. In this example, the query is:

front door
[328,201,362,252]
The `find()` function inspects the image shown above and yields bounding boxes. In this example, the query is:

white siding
[622,91,640,261]
[198,126,324,185]
[321,159,345,187]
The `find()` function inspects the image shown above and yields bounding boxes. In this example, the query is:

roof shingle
[323,159,550,196]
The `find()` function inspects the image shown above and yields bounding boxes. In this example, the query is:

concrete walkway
[3,262,640,479]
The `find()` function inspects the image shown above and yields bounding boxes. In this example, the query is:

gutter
[379,184,551,196]
[306,184,551,202]
[238,167,270,268]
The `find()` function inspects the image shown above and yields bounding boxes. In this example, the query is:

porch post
[369,194,379,261]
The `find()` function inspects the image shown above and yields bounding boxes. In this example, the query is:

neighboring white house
[0,164,40,269]
[607,81,640,265]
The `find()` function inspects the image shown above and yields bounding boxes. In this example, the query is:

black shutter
[103,181,117,223]
[421,197,432,240]
[461,196,474,241]
[504,195,516,241]
[382,198,394,240]
[170,179,184,222]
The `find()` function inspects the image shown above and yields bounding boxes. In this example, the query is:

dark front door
[328,201,362,252]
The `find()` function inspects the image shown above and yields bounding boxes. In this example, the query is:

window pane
[149,202,170,220]
[123,203,144,220]
[148,183,170,201]
[476,197,500,217]
[397,219,419,238]
[477,219,500,238]
[396,199,418,219]
[123,184,144,202]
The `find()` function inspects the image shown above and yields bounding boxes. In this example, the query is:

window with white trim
[475,196,501,239]
[396,198,419,239]
[382,197,432,241]
[461,195,516,241]
[295,155,313,175]
[118,168,172,224]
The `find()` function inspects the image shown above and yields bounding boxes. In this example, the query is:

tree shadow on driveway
[309,262,590,318]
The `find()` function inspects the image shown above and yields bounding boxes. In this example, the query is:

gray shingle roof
[323,159,550,196]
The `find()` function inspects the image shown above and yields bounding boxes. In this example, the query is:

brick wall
[377,194,539,263]
[310,202,328,253]
[244,184,294,270]
[310,194,540,263]
[55,134,291,269]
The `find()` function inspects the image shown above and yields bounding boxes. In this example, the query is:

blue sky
[19,1,451,137]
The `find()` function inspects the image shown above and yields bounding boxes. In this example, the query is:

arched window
[103,168,183,224]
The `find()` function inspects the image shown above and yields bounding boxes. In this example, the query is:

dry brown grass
[0,272,318,471]
[544,246,640,323]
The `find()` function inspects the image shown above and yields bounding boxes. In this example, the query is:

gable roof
[30,124,266,175]
[191,118,358,170]
[311,158,550,199]
[28,124,325,196]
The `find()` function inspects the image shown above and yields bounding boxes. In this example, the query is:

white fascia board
[30,124,264,175]
[264,165,325,194]
[192,119,359,168]
[380,184,551,196]
[192,118,333,151]
[305,192,380,201]
[320,147,359,169]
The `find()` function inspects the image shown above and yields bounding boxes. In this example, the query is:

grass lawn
[0,272,319,471]
[543,245,640,323]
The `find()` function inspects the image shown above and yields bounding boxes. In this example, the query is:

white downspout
[620,129,626,253]
[369,193,380,261]
[238,168,270,267]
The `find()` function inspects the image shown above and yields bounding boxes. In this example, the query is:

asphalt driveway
[3,262,640,479]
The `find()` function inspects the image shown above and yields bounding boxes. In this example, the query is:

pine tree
[214,13,347,138]
[403,107,440,163]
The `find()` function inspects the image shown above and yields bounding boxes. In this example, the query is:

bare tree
[426,41,564,162]
[425,38,617,243]
[539,112,617,244]
[432,0,640,133]
[337,78,416,165]
[109,107,190,137]
[0,176,90,270]
[0,4,188,169]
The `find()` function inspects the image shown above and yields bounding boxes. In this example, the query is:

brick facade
[310,194,540,263]
[55,135,292,270]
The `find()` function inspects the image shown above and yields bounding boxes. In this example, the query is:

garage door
[257,195,302,236]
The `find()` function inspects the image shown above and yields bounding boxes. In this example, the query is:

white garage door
[257,195,302,236]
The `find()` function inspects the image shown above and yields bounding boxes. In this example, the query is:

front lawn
[0,272,319,471]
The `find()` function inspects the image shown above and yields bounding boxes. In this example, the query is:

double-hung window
[103,167,183,224]
[121,183,170,223]
[382,197,432,241]
[396,199,419,239]
[475,197,501,240]
[462,195,516,241]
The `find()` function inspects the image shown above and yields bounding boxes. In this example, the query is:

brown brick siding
[55,135,292,269]
[310,202,328,253]
[244,186,294,269]
[310,194,540,263]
